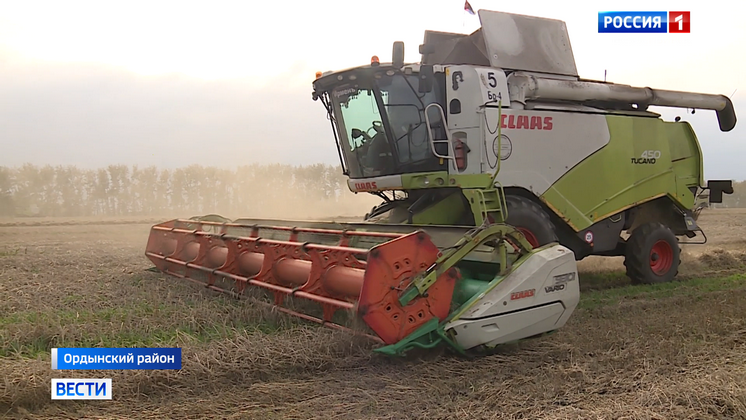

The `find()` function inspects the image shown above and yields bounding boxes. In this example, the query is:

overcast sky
[0,0,744,180]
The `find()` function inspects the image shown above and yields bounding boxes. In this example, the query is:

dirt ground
[2,209,746,419]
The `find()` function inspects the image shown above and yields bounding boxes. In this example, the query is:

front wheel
[503,196,558,248]
[624,222,681,284]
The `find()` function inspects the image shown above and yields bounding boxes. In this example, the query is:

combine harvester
[146,10,736,356]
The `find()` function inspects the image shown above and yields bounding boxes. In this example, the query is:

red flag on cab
[464,0,476,15]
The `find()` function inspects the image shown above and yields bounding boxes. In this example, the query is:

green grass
[0,247,20,257]
[0,298,291,359]
[578,273,746,310]
[1,322,276,359]
[5,269,746,359]
[0,302,179,327]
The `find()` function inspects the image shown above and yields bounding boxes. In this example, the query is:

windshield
[329,72,446,179]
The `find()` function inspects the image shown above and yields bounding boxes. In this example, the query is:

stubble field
[1,209,746,419]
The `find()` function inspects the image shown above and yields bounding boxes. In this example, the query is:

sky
[0,0,744,180]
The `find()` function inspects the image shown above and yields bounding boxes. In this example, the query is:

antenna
[604,70,607,82]
[731,89,738,98]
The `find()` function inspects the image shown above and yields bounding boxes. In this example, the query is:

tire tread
[504,196,558,245]
[624,222,681,284]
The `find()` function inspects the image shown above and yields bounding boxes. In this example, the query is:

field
[2,209,746,419]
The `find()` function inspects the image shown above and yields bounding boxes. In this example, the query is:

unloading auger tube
[145,218,580,356]
[507,72,737,132]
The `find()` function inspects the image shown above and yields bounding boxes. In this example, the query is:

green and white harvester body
[313,9,736,285]
[145,10,736,356]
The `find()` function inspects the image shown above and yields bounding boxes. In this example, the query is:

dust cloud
[0,163,382,221]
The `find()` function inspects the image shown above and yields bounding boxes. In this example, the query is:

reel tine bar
[145,219,403,339]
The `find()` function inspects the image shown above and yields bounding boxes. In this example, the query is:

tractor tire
[504,196,558,248]
[624,222,680,284]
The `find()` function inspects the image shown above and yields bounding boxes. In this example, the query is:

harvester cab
[146,10,736,357]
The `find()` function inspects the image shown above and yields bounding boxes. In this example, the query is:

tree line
[0,164,380,219]
[0,163,743,218]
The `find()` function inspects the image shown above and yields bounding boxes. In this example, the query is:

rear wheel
[624,222,680,284]
[503,196,558,248]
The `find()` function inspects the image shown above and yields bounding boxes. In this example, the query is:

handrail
[425,103,456,170]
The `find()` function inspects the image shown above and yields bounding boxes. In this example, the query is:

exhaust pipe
[507,72,737,132]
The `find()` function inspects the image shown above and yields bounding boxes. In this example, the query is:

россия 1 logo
[598,11,690,33]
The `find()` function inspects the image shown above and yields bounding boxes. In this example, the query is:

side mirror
[392,41,405,69]
[351,128,364,139]
[418,64,434,93]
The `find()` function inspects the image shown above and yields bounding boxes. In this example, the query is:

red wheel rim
[486,214,540,249]
[650,240,674,275]
[517,227,540,248]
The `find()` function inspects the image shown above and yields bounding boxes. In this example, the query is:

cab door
[444,66,510,175]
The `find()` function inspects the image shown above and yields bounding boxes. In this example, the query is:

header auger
[146,10,736,356]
